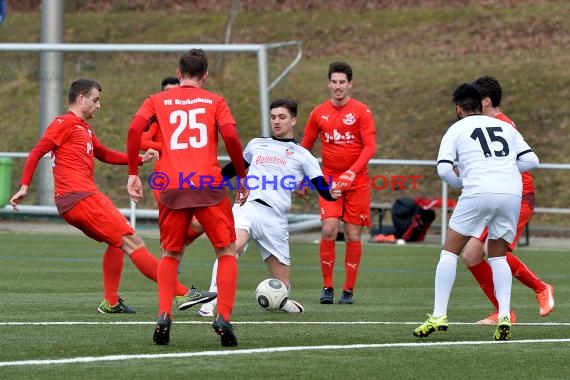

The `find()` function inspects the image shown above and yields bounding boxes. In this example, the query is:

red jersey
[496,112,535,195]
[140,122,163,171]
[134,85,236,190]
[301,98,376,177]
[140,122,163,151]
[22,112,124,196]
[20,111,135,200]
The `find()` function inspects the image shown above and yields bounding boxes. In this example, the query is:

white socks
[433,250,458,317]
[488,256,512,319]
[207,258,218,306]
[431,250,511,320]
[205,254,242,308]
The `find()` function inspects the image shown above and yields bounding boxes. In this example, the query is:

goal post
[0,41,303,219]
[0,41,303,137]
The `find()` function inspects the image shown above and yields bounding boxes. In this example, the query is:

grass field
[0,230,568,379]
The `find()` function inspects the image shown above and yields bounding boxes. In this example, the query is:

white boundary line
[1,339,570,368]
[1,321,569,326]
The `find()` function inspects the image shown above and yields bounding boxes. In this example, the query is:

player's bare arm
[9,185,29,212]
[127,175,144,202]
[127,115,149,202]
[141,148,159,163]
[234,177,250,206]
[330,182,342,199]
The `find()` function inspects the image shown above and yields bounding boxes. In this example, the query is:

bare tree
[214,0,240,76]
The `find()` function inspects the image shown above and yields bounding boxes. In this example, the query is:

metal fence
[1,151,569,245]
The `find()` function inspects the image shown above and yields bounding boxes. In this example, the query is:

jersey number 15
[470,127,509,158]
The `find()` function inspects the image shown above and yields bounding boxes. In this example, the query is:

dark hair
[452,83,482,113]
[473,75,502,107]
[68,78,101,104]
[179,49,208,79]
[328,61,352,81]
[270,98,298,117]
[161,76,179,90]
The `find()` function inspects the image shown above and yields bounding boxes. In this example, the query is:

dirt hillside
[8,0,544,13]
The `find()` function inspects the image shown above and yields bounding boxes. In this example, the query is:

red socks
[129,247,188,296]
[215,255,238,321]
[320,240,362,291]
[506,252,547,293]
[468,260,499,309]
[129,247,159,281]
[469,252,548,309]
[344,241,362,291]
[157,256,179,318]
[319,239,336,288]
[102,246,124,305]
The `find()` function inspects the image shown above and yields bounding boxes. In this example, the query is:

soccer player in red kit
[127,49,249,347]
[140,77,204,245]
[462,76,554,324]
[9,78,198,315]
[301,61,377,305]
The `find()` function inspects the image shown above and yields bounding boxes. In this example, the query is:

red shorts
[159,198,236,251]
[61,192,135,248]
[319,179,371,227]
[476,199,533,251]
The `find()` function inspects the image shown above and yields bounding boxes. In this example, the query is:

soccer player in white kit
[413,83,539,340]
[199,98,341,316]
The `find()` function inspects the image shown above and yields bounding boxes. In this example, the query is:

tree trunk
[215,0,240,76]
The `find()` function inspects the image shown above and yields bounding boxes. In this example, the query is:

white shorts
[449,193,521,243]
[232,200,290,265]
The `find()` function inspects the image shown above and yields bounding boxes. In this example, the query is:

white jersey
[243,137,324,216]
[437,114,532,197]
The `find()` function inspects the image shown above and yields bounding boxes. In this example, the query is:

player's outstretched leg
[199,302,216,317]
[175,285,217,311]
[476,309,517,325]
[97,298,136,314]
[536,284,555,317]
[280,299,305,313]
[199,258,219,317]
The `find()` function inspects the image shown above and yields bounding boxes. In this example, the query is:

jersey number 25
[170,108,207,150]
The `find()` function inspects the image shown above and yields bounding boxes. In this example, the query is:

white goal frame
[0,41,302,212]
[0,41,303,137]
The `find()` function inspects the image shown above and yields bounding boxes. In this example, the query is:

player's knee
[321,226,338,240]
[215,245,237,258]
[235,239,248,256]
[160,249,183,260]
[121,234,145,254]
[344,231,361,242]
[462,253,478,267]
[462,249,483,267]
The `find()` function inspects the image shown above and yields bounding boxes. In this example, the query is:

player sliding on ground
[198,98,342,317]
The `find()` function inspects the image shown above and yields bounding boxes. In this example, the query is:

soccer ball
[255,278,289,311]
